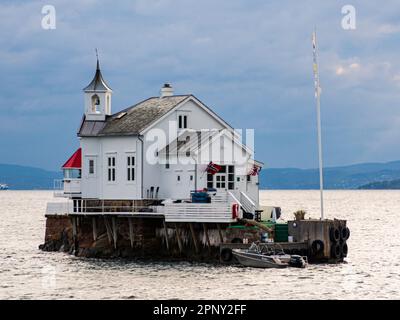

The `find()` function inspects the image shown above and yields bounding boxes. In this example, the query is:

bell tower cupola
[83,52,112,121]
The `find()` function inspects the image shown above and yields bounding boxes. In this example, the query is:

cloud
[1,0,400,169]
[378,24,400,35]
[335,62,360,75]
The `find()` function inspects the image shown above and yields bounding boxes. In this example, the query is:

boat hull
[232,250,288,268]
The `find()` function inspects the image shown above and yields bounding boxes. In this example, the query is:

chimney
[160,83,174,97]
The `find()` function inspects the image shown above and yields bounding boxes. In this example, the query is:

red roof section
[62,148,82,169]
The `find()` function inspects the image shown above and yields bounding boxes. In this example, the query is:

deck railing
[53,179,81,197]
[239,191,256,214]
[46,189,249,223]
[46,198,239,223]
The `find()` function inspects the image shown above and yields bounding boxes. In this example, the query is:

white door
[206,165,235,191]
[215,173,227,191]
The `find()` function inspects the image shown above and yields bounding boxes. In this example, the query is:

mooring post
[92,217,97,241]
[71,216,78,255]
[104,217,113,244]
[217,223,224,243]
[111,217,117,249]
[202,223,211,251]
[174,223,183,253]
[128,217,134,248]
[163,219,170,252]
[71,216,77,239]
[189,223,199,254]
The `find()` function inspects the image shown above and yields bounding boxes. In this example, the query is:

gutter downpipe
[138,135,144,199]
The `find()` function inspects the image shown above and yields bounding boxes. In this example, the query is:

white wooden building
[51,60,263,222]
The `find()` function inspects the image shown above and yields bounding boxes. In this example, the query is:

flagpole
[313,28,324,220]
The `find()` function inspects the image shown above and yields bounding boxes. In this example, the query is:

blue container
[191,191,210,203]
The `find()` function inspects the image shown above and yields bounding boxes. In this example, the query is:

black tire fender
[220,248,233,262]
[329,227,340,242]
[331,242,341,259]
[231,238,243,244]
[341,241,348,257]
[341,227,350,241]
[311,240,324,254]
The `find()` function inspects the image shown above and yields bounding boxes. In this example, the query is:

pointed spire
[83,49,112,92]
[96,48,100,71]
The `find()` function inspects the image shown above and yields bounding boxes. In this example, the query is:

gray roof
[78,95,190,137]
[83,60,112,92]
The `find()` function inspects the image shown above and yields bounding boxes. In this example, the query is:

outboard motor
[288,255,307,268]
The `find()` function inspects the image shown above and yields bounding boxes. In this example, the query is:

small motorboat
[232,248,288,268]
[0,183,9,190]
[232,243,307,269]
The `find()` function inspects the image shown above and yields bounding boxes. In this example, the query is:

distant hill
[260,161,400,190]
[357,179,400,190]
[2,161,400,190]
[0,164,62,190]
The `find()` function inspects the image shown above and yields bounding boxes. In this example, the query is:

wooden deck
[45,201,237,223]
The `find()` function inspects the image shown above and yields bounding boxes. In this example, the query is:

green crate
[274,223,288,242]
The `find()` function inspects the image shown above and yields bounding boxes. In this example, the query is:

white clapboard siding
[164,203,235,223]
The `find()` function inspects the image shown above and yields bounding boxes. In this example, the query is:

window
[127,155,135,181]
[86,157,96,177]
[107,156,116,182]
[177,175,181,182]
[216,175,226,189]
[207,174,213,189]
[178,115,188,129]
[247,175,251,182]
[89,159,95,175]
[228,165,235,190]
[165,145,170,169]
[190,175,193,181]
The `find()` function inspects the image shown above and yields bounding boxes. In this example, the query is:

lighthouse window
[107,156,116,182]
[127,155,135,181]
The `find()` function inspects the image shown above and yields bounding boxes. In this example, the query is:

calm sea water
[0,190,399,300]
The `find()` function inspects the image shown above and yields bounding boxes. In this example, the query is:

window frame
[107,154,116,183]
[126,154,136,183]
[177,113,189,129]
[85,155,97,178]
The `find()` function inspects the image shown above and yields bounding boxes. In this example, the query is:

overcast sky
[1,0,400,171]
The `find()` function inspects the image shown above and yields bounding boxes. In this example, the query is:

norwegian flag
[206,161,221,175]
[249,165,261,176]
